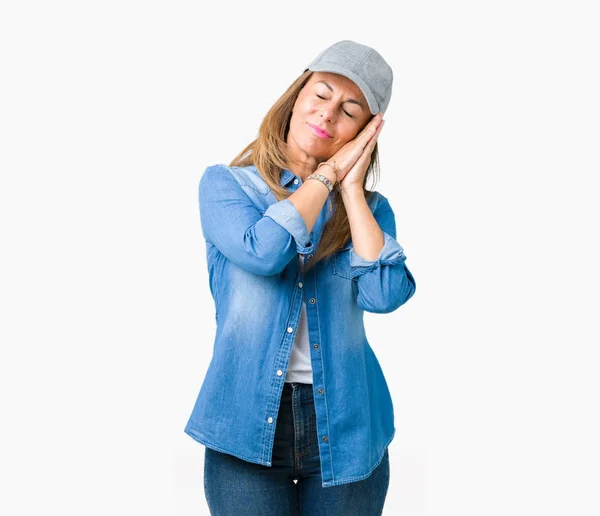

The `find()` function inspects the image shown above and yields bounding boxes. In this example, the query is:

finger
[365,119,385,149]
[355,124,380,152]
[359,120,384,157]
[375,118,385,138]
[332,116,383,170]
[357,113,383,141]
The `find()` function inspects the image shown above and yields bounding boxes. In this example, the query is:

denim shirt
[184,164,416,488]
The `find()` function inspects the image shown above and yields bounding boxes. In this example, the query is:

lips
[307,123,332,138]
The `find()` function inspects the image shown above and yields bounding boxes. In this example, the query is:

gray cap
[304,40,393,115]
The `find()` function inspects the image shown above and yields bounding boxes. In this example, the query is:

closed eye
[316,94,354,118]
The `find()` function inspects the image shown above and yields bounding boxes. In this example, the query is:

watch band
[306,172,334,193]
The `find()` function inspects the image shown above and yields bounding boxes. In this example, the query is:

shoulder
[365,190,392,213]
[200,164,270,195]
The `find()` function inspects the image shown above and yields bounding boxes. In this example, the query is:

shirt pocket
[332,244,355,280]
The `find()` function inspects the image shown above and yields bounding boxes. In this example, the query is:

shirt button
[293,178,299,184]
[322,436,329,442]
[307,254,313,259]
[287,327,294,333]
[318,388,324,394]
[309,298,316,304]
[276,370,283,376]
[298,282,303,288]
[268,417,273,424]
[313,344,319,349]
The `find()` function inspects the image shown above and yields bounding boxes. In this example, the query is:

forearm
[287,168,337,234]
[340,187,384,261]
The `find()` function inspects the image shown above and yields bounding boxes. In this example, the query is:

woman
[185,40,416,515]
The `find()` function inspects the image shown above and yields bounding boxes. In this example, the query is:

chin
[289,124,333,159]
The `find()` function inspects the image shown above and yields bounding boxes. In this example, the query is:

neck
[285,137,325,180]
[286,156,326,181]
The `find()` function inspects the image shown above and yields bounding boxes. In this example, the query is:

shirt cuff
[263,199,315,255]
[349,232,407,278]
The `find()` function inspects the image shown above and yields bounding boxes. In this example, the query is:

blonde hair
[230,70,380,272]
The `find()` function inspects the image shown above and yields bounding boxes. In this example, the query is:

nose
[320,105,336,123]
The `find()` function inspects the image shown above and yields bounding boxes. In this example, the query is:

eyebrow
[316,80,365,110]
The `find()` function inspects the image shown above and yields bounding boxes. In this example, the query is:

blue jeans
[203,382,390,515]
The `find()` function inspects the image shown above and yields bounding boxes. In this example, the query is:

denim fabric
[185,164,416,488]
[203,382,390,515]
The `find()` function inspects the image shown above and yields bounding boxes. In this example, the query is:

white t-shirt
[284,254,313,384]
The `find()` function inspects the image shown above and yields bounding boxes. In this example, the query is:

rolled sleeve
[263,199,315,255]
[349,232,406,279]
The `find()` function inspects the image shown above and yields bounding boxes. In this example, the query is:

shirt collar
[248,165,297,188]
[279,168,297,187]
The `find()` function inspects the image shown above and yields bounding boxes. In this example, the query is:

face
[287,72,373,163]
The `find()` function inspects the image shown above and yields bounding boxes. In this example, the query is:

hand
[339,118,384,191]
[325,113,384,190]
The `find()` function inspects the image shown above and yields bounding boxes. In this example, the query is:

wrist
[339,185,364,198]
[316,161,339,185]
[315,165,337,186]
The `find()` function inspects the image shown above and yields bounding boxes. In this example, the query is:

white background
[1,1,599,514]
